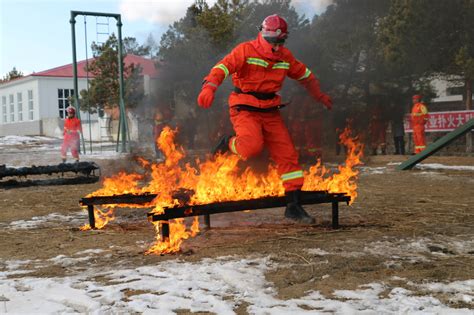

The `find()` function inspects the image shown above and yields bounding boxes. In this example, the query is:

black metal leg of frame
[161,221,170,241]
[87,205,96,229]
[332,202,339,229]
[204,214,211,229]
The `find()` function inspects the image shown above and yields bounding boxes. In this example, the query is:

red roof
[32,54,158,78]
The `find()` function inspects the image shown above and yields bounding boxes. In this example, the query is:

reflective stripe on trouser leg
[413,125,426,154]
[229,136,243,159]
[261,111,304,191]
[281,170,304,189]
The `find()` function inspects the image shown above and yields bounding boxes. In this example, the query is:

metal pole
[332,202,339,229]
[70,12,86,154]
[116,16,128,152]
[87,205,96,229]
[161,221,170,241]
[84,16,93,154]
[204,214,211,229]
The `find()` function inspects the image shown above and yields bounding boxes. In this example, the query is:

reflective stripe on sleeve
[272,62,290,70]
[213,64,229,79]
[298,68,311,80]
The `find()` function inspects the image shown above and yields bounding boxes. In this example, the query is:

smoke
[292,0,333,16]
[119,0,217,25]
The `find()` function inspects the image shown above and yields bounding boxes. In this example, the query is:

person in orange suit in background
[197,14,332,224]
[61,106,82,163]
[411,94,429,154]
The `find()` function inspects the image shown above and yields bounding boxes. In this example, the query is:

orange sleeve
[75,118,82,132]
[204,43,246,86]
[286,52,311,81]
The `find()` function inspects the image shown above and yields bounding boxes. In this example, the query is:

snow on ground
[0,135,58,146]
[415,163,474,171]
[1,248,472,314]
[81,151,129,160]
[387,161,474,171]
[358,166,388,175]
[0,212,87,230]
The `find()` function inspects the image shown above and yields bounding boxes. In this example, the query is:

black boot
[284,190,315,224]
[212,135,233,155]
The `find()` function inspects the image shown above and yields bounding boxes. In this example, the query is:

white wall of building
[1,75,144,141]
[0,77,41,135]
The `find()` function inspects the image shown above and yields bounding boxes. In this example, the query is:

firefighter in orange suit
[197,14,332,224]
[61,106,82,163]
[411,95,429,154]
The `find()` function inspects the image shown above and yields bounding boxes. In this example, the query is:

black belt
[234,87,276,100]
[233,104,286,112]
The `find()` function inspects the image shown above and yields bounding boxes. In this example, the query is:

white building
[0,55,159,140]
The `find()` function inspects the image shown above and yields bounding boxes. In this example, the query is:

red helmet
[260,14,288,44]
[412,95,422,101]
[66,106,76,114]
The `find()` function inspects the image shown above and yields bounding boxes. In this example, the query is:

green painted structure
[70,11,129,153]
[397,119,474,170]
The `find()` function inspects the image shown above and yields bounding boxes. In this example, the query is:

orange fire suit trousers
[413,124,426,154]
[228,108,304,192]
[61,134,80,159]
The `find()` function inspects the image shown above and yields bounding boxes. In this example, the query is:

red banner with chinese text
[404,110,474,133]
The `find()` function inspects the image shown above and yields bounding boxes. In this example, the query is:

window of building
[58,88,75,118]
[28,90,34,120]
[2,96,6,123]
[9,94,14,122]
[17,92,23,122]
[446,86,464,96]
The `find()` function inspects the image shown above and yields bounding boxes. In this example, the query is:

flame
[83,126,363,253]
[303,127,364,203]
[80,206,116,231]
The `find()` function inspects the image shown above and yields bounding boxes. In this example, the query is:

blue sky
[0,0,326,76]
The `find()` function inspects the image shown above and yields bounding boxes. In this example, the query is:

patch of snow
[363,237,474,265]
[82,151,128,160]
[0,135,58,146]
[0,256,472,314]
[305,248,330,256]
[416,163,474,171]
[6,212,87,230]
[358,166,387,174]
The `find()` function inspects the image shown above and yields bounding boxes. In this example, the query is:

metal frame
[1,162,100,189]
[398,118,474,170]
[79,191,351,238]
[70,10,129,153]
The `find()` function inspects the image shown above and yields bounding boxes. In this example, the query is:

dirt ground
[1,146,473,312]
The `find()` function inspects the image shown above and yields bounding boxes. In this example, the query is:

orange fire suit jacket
[63,117,82,138]
[411,102,428,126]
[204,33,324,109]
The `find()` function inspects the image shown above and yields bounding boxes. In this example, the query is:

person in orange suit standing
[197,14,332,224]
[411,94,429,154]
[61,106,82,163]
